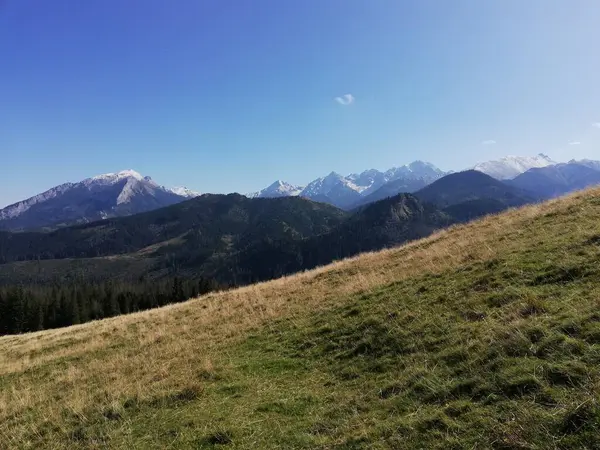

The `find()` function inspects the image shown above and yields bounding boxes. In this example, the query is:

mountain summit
[472,153,555,180]
[248,180,304,198]
[0,170,197,231]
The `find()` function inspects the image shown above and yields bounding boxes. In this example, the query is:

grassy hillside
[2,188,600,448]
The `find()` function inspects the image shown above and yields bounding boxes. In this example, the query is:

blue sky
[1,0,599,207]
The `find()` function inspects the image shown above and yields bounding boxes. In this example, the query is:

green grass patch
[35,254,600,448]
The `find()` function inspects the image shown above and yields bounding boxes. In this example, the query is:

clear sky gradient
[1,0,599,207]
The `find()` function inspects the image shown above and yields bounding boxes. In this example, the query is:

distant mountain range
[250,161,446,209]
[249,153,598,210]
[2,155,600,232]
[1,166,599,288]
[0,170,199,231]
[507,162,600,199]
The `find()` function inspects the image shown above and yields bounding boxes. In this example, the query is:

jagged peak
[268,180,290,188]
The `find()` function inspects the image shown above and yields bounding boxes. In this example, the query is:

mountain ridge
[415,170,536,208]
[250,155,600,209]
[0,170,200,231]
[253,160,447,209]
[3,155,600,231]
[508,162,600,199]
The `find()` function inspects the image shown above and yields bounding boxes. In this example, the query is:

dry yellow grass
[1,188,599,448]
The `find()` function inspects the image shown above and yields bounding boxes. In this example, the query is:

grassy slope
[2,189,600,449]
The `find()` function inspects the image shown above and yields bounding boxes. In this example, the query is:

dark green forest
[0,193,347,263]
[0,277,223,336]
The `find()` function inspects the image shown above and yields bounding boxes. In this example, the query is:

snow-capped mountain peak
[270,180,293,189]
[89,169,145,183]
[0,169,201,231]
[346,169,387,194]
[473,153,556,180]
[301,172,357,196]
[168,187,201,198]
[383,160,445,181]
[407,160,441,173]
[248,180,304,199]
[251,160,447,209]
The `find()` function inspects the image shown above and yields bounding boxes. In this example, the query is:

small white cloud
[592,122,600,129]
[481,140,496,145]
[569,141,581,145]
[334,94,355,106]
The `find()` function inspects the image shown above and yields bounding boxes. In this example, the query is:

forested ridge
[0,193,347,263]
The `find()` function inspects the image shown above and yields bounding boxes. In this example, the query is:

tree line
[0,276,224,336]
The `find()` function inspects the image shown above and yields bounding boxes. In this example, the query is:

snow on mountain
[87,169,146,184]
[345,161,445,196]
[302,171,364,195]
[384,160,446,181]
[250,161,447,209]
[0,183,75,221]
[472,154,555,180]
[345,169,388,196]
[297,162,447,209]
[249,180,304,199]
[168,186,201,198]
[345,161,447,208]
[298,172,364,209]
[0,170,199,231]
